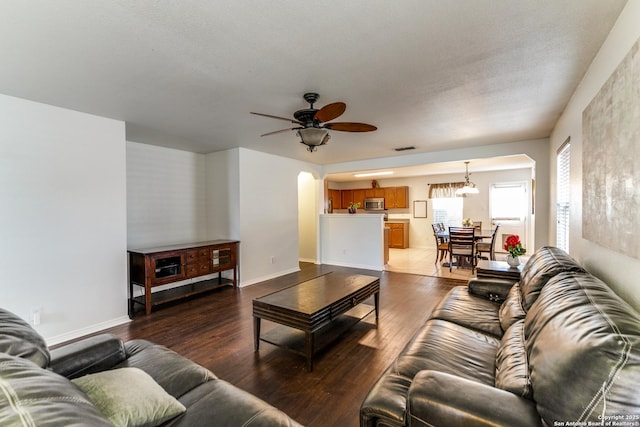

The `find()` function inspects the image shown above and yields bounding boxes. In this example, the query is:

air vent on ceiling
[394,146,416,152]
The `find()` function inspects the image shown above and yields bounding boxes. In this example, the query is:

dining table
[436,228,495,267]
[436,229,494,241]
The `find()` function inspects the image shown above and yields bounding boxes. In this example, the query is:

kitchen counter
[319,214,385,270]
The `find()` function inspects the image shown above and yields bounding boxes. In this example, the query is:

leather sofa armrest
[408,371,542,427]
[49,333,126,379]
[468,278,516,302]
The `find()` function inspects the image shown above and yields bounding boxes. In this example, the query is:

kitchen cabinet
[327,186,408,210]
[328,189,342,210]
[387,222,409,248]
[341,190,354,208]
[352,189,365,208]
[394,186,408,208]
[384,186,409,209]
[384,188,396,208]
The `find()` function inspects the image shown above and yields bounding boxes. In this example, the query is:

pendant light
[455,161,479,196]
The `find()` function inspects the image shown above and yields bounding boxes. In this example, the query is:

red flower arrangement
[504,235,526,257]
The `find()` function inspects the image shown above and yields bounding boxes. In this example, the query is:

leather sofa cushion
[168,378,303,426]
[360,319,500,426]
[117,340,216,400]
[519,246,585,311]
[495,319,531,399]
[499,283,526,331]
[0,308,50,368]
[430,286,502,337]
[0,352,113,426]
[525,272,640,424]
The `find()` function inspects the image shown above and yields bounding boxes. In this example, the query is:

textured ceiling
[0,1,627,165]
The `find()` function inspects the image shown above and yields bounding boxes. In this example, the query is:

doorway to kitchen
[298,171,318,263]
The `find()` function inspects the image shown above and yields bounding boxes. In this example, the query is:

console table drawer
[186,262,212,278]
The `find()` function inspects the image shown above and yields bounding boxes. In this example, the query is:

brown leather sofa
[0,308,302,426]
[360,246,640,427]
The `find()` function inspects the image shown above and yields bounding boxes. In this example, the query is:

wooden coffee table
[253,272,380,371]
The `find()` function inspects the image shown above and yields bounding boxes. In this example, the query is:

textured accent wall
[583,36,640,259]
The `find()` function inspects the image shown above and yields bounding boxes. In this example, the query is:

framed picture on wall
[413,200,427,218]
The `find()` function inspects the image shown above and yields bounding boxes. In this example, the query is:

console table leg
[253,317,261,351]
[305,332,315,372]
[145,283,152,315]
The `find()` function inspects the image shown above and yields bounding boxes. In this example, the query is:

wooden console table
[128,240,239,316]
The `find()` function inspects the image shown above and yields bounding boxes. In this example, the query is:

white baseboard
[240,266,301,287]
[321,259,384,271]
[46,316,131,346]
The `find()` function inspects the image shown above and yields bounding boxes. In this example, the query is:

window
[490,182,528,250]
[432,197,463,229]
[556,138,571,251]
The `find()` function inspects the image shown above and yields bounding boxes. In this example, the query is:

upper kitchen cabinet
[353,189,365,208]
[384,186,409,209]
[328,189,342,209]
[364,187,385,198]
[341,189,354,208]
[328,185,408,209]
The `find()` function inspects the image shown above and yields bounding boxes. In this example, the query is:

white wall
[0,94,128,345]
[205,149,240,241]
[127,142,207,248]
[235,148,321,286]
[549,1,640,310]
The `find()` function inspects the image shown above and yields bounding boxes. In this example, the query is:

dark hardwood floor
[92,264,463,427]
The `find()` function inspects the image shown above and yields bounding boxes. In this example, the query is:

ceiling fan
[250,93,377,152]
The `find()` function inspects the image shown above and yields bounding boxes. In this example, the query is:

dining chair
[476,224,500,260]
[472,221,482,232]
[448,226,476,272]
[431,224,449,264]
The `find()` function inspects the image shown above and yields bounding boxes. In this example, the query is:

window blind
[556,138,571,251]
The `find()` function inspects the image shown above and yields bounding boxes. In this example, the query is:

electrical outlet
[270,256,276,264]
[31,307,41,326]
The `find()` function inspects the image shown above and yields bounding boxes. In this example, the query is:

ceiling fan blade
[314,102,346,123]
[251,112,303,125]
[326,122,377,132]
[260,127,299,137]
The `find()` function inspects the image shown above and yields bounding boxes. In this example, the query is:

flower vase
[506,255,520,267]
[348,207,356,214]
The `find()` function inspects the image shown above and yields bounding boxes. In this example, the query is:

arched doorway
[297,171,318,263]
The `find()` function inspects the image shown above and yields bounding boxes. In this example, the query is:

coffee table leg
[253,316,261,351]
[374,291,380,319]
[305,332,314,372]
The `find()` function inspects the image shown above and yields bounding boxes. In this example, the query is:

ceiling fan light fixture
[297,127,330,152]
[455,161,479,197]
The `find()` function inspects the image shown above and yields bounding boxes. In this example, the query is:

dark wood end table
[252,272,380,371]
[476,260,523,281]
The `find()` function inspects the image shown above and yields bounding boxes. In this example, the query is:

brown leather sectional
[360,246,640,426]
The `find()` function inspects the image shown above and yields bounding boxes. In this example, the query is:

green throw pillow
[72,367,186,427]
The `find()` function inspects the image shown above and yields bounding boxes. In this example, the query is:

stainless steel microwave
[363,198,385,211]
